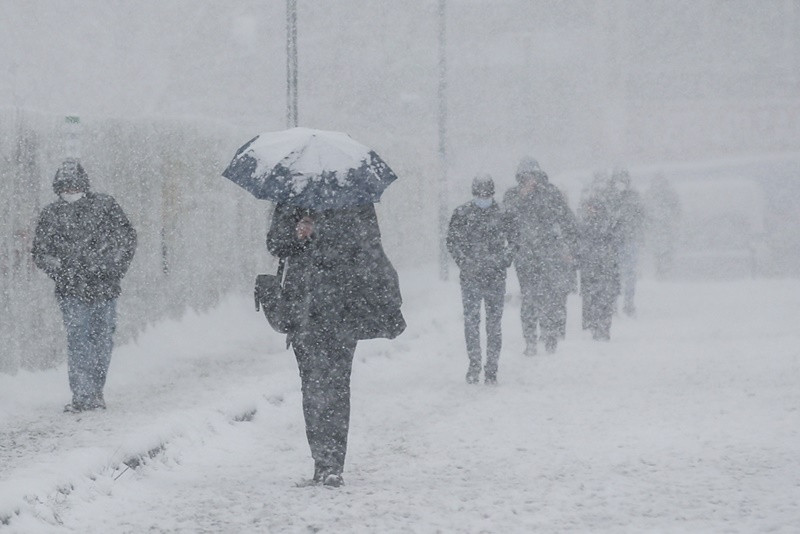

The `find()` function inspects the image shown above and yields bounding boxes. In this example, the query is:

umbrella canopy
[222,127,398,210]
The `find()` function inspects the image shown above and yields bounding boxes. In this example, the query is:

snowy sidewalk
[2,271,799,533]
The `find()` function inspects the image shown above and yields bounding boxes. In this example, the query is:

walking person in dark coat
[446,175,512,385]
[645,175,681,279]
[32,160,137,412]
[504,158,579,355]
[579,187,622,341]
[267,202,405,487]
[609,169,646,316]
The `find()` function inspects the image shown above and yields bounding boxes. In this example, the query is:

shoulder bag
[254,258,291,334]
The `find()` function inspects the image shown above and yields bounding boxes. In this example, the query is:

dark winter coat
[503,182,579,296]
[32,193,137,302]
[446,199,511,286]
[579,194,622,298]
[266,202,405,343]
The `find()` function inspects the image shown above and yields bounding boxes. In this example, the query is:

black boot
[322,473,344,487]
[465,361,481,384]
[465,368,480,384]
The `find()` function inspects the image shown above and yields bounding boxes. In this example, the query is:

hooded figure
[578,185,623,340]
[503,158,579,355]
[608,169,646,316]
[52,159,90,195]
[645,175,681,278]
[32,160,137,412]
[447,174,512,384]
[267,201,405,487]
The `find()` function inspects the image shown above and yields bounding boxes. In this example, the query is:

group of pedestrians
[578,169,645,340]
[31,159,405,489]
[29,154,656,488]
[447,158,647,385]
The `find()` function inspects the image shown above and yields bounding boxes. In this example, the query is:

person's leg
[320,335,357,476]
[483,279,505,382]
[460,280,482,382]
[517,270,539,355]
[540,290,562,354]
[596,292,614,340]
[58,296,93,408]
[292,332,357,480]
[588,286,614,341]
[293,335,325,476]
[86,299,117,407]
[581,289,590,331]
[583,287,600,337]
[621,243,637,315]
[555,291,568,340]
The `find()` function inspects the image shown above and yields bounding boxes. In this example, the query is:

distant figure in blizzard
[578,184,622,341]
[267,202,405,488]
[609,169,646,316]
[446,175,512,385]
[32,160,137,412]
[645,175,681,279]
[504,158,579,355]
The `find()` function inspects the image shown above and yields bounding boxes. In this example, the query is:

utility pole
[286,0,299,128]
[64,115,82,160]
[437,0,449,280]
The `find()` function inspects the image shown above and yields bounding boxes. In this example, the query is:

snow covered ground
[1,267,799,533]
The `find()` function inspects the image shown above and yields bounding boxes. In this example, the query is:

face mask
[473,197,492,209]
[60,192,85,203]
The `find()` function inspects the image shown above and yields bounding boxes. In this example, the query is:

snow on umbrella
[222,127,399,210]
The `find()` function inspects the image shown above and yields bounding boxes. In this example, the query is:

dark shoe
[86,394,106,410]
[592,328,610,341]
[544,338,557,354]
[322,473,344,488]
[484,375,497,385]
[313,463,327,484]
[465,363,480,384]
[64,402,84,413]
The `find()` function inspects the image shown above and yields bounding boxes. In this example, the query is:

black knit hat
[53,160,90,194]
[472,174,495,197]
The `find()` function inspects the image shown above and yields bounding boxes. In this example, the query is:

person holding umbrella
[224,128,405,488]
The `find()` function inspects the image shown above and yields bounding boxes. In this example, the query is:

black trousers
[518,280,565,349]
[582,288,615,340]
[292,330,357,476]
[460,274,505,377]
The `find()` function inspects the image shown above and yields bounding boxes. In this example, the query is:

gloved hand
[86,253,122,279]
[38,254,62,278]
[453,254,468,271]
[55,254,89,288]
[503,249,514,269]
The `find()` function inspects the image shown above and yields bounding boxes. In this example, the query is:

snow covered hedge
[0,110,267,372]
[0,109,439,373]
